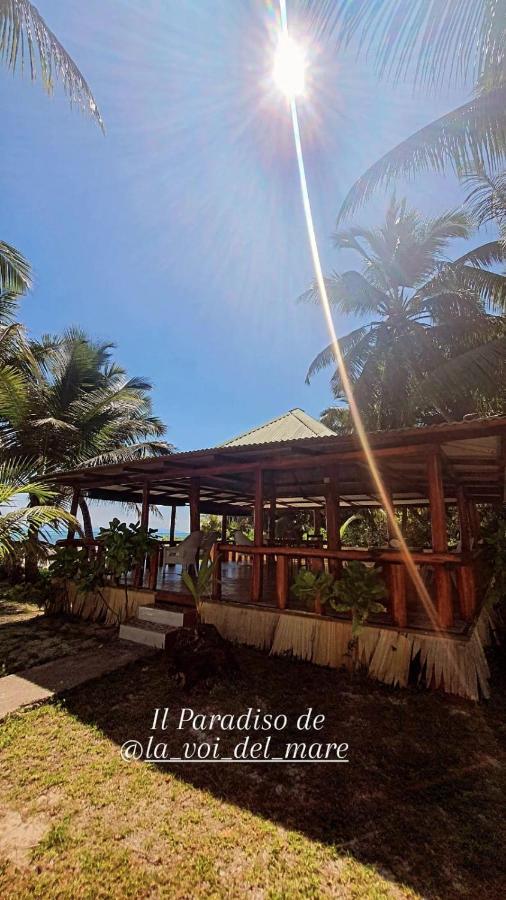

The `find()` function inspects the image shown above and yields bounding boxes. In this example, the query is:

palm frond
[0,240,31,292]
[419,336,506,407]
[302,0,499,91]
[337,87,506,222]
[452,240,506,268]
[0,0,103,129]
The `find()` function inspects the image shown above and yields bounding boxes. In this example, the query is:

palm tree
[0,328,172,537]
[302,1,506,220]
[1,0,102,128]
[0,457,78,565]
[302,198,506,428]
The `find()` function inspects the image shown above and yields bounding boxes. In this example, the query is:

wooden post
[427,450,453,628]
[268,494,276,545]
[325,475,341,576]
[212,547,222,601]
[456,486,472,552]
[141,482,150,530]
[388,564,407,628]
[169,504,176,544]
[467,499,480,545]
[276,555,288,609]
[67,488,80,540]
[189,477,200,533]
[221,514,228,543]
[148,549,158,591]
[251,468,264,602]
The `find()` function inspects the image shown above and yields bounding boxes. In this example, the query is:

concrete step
[119,618,177,650]
[137,604,186,628]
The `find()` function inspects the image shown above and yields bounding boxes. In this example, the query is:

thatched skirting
[201,603,280,650]
[64,583,155,625]
[201,602,496,701]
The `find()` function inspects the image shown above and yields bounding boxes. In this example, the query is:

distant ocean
[45,528,189,544]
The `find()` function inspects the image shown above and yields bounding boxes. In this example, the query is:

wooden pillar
[212,547,222,601]
[221,514,228,544]
[251,468,264,602]
[140,482,150,530]
[67,487,80,540]
[325,475,341,576]
[467,499,480,545]
[189,477,200,533]
[456,486,472,552]
[427,450,453,628]
[169,504,176,544]
[456,486,476,621]
[268,494,276,545]
[276,555,288,609]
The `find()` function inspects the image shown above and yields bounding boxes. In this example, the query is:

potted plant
[329,561,387,667]
[291,568,335,614]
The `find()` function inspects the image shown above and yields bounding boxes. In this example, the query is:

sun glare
[273,33,306,98]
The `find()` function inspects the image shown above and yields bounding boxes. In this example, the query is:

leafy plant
[182,552,217,617]
[329,561,387,637]
[482,511,506,608]
[291,568,335,614]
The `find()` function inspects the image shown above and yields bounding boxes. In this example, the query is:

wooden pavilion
[54,409,506,698]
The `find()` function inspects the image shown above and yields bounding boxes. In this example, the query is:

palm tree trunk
[24,493,39,582]
[79,497,94,541]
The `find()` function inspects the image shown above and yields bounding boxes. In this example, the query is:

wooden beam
[189,477,200,533]
[221,514,228,543]
[427,450,452,628]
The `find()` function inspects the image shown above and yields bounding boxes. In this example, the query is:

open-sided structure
[54,410,505,698]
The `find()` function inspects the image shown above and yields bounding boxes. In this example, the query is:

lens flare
[273,33,306,97]
[277,0,464,690]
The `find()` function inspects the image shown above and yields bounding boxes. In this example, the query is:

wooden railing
[212,543,480,632]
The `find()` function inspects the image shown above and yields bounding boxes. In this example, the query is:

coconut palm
[302,1,506,220]
[302,198,506,428]
[1,0,102,128]
[0,457,78,563]
[0,328,172,536]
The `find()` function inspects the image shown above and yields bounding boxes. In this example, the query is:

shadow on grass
[62,644,506,899]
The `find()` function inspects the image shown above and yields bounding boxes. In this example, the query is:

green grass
[1,645,505,898]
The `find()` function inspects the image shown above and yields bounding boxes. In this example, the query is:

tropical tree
[0,0,102,128]
[302,197,506,428]
[0,457,78,566]
[319,405,352,433]
[302,0,506,220]
[0,328,172,537]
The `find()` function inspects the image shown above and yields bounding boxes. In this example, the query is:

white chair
[200,530,220,554]
[162,531,202,570]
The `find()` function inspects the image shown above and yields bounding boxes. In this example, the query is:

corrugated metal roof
[221,408,335,447]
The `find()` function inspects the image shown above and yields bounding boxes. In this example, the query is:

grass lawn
[1,643,505,898]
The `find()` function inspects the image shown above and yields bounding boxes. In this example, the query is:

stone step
[119,618,177,650]
[137,604,186,628]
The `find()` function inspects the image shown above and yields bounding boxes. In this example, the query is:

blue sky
[2,2,479,529]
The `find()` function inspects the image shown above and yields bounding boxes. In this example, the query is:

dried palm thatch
[201,600,497,701]
[65,582,150,625]
[201,603,279,650]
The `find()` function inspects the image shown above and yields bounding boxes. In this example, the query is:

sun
[273,33,306,98]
